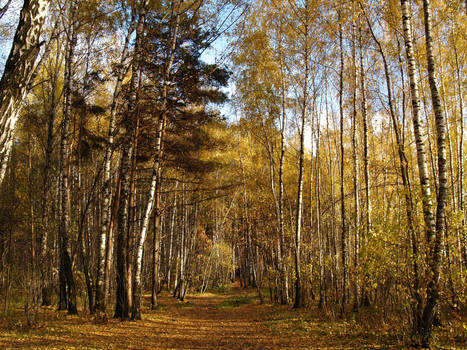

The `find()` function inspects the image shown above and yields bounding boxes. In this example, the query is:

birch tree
[0,0,51,183]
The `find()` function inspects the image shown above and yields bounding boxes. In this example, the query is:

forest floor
[0,282,465,349]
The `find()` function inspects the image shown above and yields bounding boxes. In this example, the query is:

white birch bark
[0,0,51,183]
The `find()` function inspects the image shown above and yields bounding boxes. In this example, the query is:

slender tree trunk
[132,3,180,318]
[277,32,288,304]
[58,2,78,315]
[127,98,141,312]
[400,0,437,344]
[95,16,135,313]
[360,3,422,332]
[359,26,371,308]
[40,38,61,307]
[314,102,324,309]
[451,23,466,269]
[293,1,310,309]
[151,177,163,309]
[351,19,360,312]
[115,0,148,320]
[104,170,121,306]
[167,181,178,290]
[420,0,447,345]
[27,136,38,324]
[338,14,347,315]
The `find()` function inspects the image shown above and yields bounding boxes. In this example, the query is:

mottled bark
[361,3,421,328]
[400,0,438,345]
[420,0,447,345]
[293,0,310,310]
[400,0,436,252]
[0,0,51,183]
[95,16,135,313]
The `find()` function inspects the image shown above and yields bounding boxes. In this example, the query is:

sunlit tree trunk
[0,0,51,183]
[115,0,148,320]
[400,0,437,344]
[132,2,180,318]
[325,79,338,304]
[278,95,289,304]
[292,0,311,310]
[360,3,422,332]
[95,15,135,313]
[420,0,447,345]
[277,17,288,304]
[451,23,466,269]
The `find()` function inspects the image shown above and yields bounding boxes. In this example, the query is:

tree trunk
[114,0,148,320]
[359,26,371,308]
[151,180,162,309]
[95,16,135,313]
[0,0,51,183]
[351,18,360,312]
[40,37,61,307]
[360,3,422,332]
[400,0,437,344]
[58,2,78,315]
[132,3,180,318]
[167,181,178,290]
[420,0,447,345]
[451,22,466,270]
[293,1,310,310]
[338,14,347,315]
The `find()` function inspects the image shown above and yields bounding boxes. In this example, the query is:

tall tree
[419,0,448,345]
[400,0,437,345]
[131,0,182,320]
[292,0,312,310]
[95,8,135,314]
[338,4,347,315]
[57,0,78,315]
[114,0,149,320]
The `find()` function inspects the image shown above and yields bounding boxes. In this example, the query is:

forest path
[0,282,311,349]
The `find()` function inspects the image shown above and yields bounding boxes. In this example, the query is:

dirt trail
[0,284,308,349]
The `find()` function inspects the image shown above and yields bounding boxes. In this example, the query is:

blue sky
[0,0,21,73]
